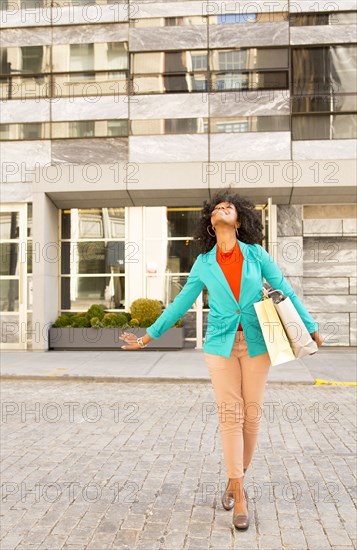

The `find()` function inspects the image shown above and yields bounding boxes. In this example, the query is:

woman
[120,188,323,530]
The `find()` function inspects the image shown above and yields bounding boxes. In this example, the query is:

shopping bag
[253,290,296,366]
[273,296,318,358]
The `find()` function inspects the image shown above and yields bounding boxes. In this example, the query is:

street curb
[0,374,211,384]
[0,374,316,385]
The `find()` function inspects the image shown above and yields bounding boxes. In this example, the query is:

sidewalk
[1,347,356,385]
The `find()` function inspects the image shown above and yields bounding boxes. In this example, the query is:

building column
[32,192,59,351]
[126,206,145,308]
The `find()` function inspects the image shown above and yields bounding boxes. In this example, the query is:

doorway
[0,203,28,349]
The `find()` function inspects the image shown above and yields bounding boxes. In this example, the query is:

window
[60,208,126,311]
[107,42,128,70]
[131,118,207,135]
[132,51,208,74]
[69,44,94,72]
[292,114,357,140]
[191,54,208,71]
[107,120,128,137]
[217,50,247,70]
[292,46,357,95]
[68,121,95,138]
[132,48,288,94]
[217,13,257,24]
[291,45,357,139]
[0,123,50,140]
[0,124,10,139]
[211,116,290,133]
[209,12,287,24]
[21,123,43,140]
[0,46,47,74]
[211,72,288,91]
[212,48,288,71]
[131,15,204,28]
[290,11,357,26]
[1,121,129,141]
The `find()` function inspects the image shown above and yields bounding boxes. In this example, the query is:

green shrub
[102,313,129,328]
[53,314,73,328]
[121,311,132,322]
[52,302,183,330]
[71,315,91,328]
[86,304,105,321]
[140,317,154,328]
[90,316,103,328]
[130,298,162,325]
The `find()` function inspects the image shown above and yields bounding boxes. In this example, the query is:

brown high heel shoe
[221,469,247,511]
[233,488,249,531]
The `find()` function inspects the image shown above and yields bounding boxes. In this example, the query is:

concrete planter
[48,327,185,350]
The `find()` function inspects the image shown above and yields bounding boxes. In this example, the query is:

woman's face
[210,201,239,228]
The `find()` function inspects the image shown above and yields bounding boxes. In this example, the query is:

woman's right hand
[310,330,324,348]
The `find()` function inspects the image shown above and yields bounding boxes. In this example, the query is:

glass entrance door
[0,204,28,349]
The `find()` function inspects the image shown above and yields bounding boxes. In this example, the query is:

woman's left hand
[120,331,143,350]
[311,331,324,348]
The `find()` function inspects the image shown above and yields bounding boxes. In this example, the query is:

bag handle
[261,286,285,301]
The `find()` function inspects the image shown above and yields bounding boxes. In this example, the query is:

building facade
[0,0,356,351]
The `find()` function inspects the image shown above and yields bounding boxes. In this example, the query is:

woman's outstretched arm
[120,255,204,350]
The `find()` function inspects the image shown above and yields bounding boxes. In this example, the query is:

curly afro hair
[192,186,264,255]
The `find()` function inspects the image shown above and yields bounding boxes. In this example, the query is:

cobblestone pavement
[1,380,356,550]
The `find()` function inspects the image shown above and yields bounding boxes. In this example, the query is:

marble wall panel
[51,96,128,121]
[1,4,129,28]
[130,93,208,119]
[303,237,357,277]
[129,135,208,162]
[276,236,303,277]
[134,1,208,17]
[350,313,356,345]
[289,1,355,12]
[277,205,302,236]
[209,22,289,48]
[312,313,349,346]
[51,138,128,164]
[304,294,357,313]
[210,132,291,161]
[52,23,129,44]
[303,277,349,295]
[293,140,357,160]
[0,27,52,46]
[52,4,129,26]
[1,100,50,123]
[303,219,343,235]
[1,9,51,28]
[134,1,287,17]
[0,141,51,183]
[285,275,303,297]
[210,90,290,117]
[343,219,357,235]
[350,277,357,294]
[304,205,357,219]
[291,25,357,46]
[129,25,207,51]
[0,182,32,202]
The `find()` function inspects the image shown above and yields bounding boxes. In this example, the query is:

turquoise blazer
[146,239,319,359]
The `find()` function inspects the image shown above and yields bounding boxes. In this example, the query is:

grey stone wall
[277,205,357,346]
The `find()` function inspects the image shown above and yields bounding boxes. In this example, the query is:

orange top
[217,241,244,331]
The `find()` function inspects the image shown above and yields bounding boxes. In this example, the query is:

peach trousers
[203,329,271,479]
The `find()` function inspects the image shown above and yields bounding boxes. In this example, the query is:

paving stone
[1,381,355,550]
